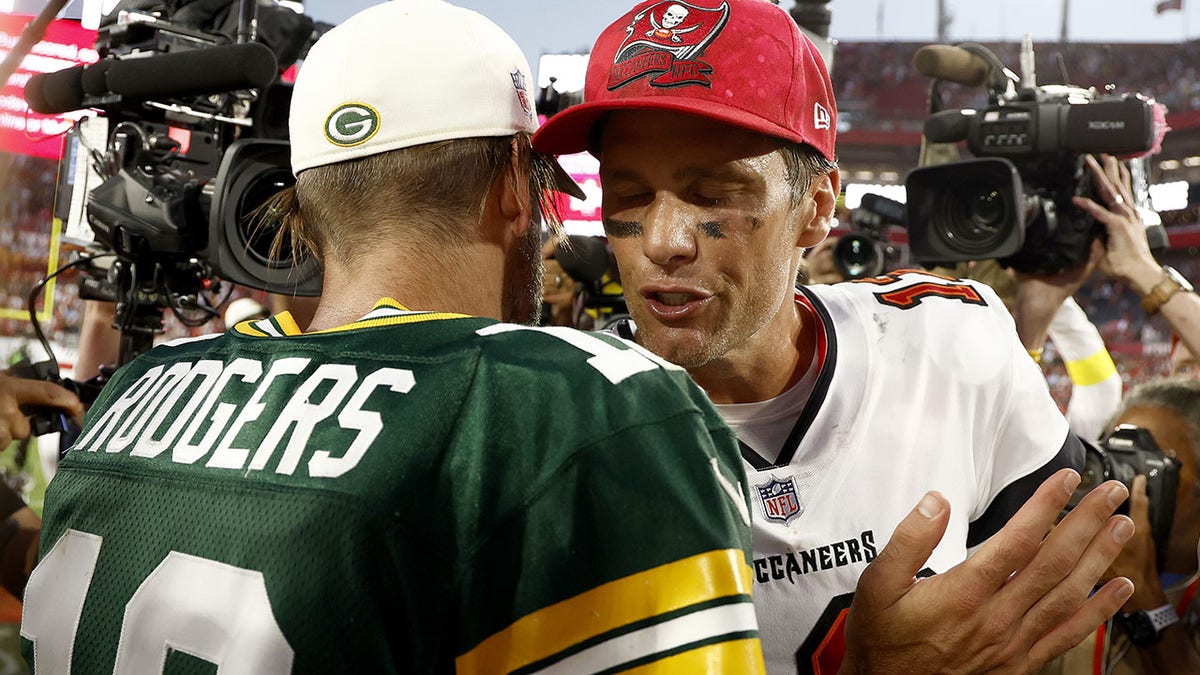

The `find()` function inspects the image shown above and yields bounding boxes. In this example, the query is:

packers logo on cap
[325,103,381,147]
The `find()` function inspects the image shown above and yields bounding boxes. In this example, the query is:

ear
[496,140,533,240]
[796,170,839,248]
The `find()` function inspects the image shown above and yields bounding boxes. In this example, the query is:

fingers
[1015,508,1134,638]
[0,375,83,447]
[1116,157,1133,204]
[1127,474,1150,528]
[854,491,950,607]
[1026,576,1134,669]
[8,377,84,420]
[966,469,1081,592]
[0,408,28,448]
[996,481,1128,617]
[1083,154,1135,210]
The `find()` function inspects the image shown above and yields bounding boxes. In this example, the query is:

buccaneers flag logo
[607,1,730,90]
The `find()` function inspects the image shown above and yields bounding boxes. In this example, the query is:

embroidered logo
[511,70,533,120]
[813,101,832,130]
[756,476,803,524]
[607,1,730,90]
[324,103,380,147]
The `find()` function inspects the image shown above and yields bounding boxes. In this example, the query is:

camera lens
[235,166,295,266]
[834,234,884,279]
[937,183,1011,256]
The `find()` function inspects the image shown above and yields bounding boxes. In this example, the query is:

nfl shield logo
[757,477,802,524]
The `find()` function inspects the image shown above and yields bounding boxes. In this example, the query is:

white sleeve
[1048,297,1122,441]
[967,283,1078,547]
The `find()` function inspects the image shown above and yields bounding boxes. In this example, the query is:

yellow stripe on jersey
[232,321,270,337]
[455,549,755,675]
[311,311,470,334]
[274,310,303,336]
[1064,348,1119,387]
[621,638,765,674]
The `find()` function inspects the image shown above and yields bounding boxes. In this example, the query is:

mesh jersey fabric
[23,300,762,674]
[732,273,1077,674]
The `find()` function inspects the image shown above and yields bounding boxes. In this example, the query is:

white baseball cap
[289,0,584,199]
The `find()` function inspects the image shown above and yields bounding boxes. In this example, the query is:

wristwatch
[1121,603,1180,646]
[1140,265,1194,315]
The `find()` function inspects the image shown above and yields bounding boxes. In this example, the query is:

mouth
[641,286,712,321]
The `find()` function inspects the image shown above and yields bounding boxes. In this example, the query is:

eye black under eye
[698,221,725,239]
[603,218,643,238]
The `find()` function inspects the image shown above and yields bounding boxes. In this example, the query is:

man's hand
[1070,154,1163,295]
[1104,475,1166,612]
[0,371,84,448]
[841,469,1135,674]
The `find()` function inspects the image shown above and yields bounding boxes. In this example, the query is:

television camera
[834,193,905,280]
[21,0,322,368]
[546,235,629,330]
[905,37,1166,274]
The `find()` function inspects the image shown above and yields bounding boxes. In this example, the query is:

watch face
[1164,266,1195,293]
[1123,611,1159,645]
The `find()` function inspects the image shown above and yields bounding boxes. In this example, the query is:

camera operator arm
[1049,299,1122,441]
[1072,154,1200,362]
[1011,239,1103,354]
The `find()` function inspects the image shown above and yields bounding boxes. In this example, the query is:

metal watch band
[1141,267,1191,315]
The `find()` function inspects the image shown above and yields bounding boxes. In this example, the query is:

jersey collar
[231,297,470,337]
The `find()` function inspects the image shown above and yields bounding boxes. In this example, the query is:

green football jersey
[22,299,762,674]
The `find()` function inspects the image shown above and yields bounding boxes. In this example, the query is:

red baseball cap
[532,0,837,160]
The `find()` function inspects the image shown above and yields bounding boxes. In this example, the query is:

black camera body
[836,193,905,280]
[28,1,322,362]
[1070,425,1180,571]
[549,235,629,330]
[85,5,319,293]
[907,47,1159,274]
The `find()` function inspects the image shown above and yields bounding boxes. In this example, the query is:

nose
[642,193,697,268]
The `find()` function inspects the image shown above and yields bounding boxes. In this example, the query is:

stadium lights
[844,183,907,209]
[1149,180,1189,211]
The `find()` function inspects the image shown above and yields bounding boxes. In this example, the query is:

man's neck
[307,240,506,332]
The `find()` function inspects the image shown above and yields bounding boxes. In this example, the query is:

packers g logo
[324,103,380,147]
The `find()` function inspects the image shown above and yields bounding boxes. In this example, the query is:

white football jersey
[719,271,1077,675]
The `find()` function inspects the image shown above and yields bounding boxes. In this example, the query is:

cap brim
[547,155,587,200]
[533,97,808,158]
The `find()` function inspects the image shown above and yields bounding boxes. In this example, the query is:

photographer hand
[840,469,1135,674]
[1072,153,1200,372]
[0,371,84,448]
